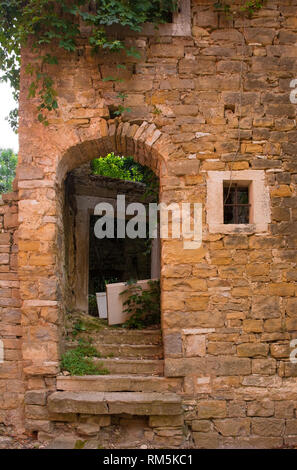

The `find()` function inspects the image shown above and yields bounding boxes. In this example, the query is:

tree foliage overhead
[0,0,178,130]
[92,153,144,182]
[92,153,159,200]
[0,148,17,193]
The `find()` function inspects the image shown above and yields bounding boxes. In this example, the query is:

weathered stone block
[243,320,263,333]
[237,343,269,358]
[149,415,183,427]
[193,432,220,449]
[25,405,49,420]
[149,44,184,58]
[252,359,276,375]
[197,401,227,419]
[184,334,206,357]
[4,213,18,229]
[164,333,182,357]
[17,164,44,180]
[275,402,294,419]
[252,418,285,437]
[227,401,246,418]
[207,342,236,356]
[269,283,295,296]
[244,28,276,45]
[214,418,250,436]
[270,343,290,359]
[77,423,100,436]
[250,297,281,319]
[214,357,251,376]
[285,419,297,435]
[191,419,212,432]
[25,419,53,433]
[164,357,206,377]
[247,401,274,417]
[25,390,47,406]
[286,298,297,317]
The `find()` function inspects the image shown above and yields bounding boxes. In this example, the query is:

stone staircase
[47,328,185,447]
[56,374,182,393]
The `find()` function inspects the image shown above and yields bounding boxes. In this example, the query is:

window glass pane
[223,183,249,224]
[224,187,235,205]
[238,205,249,224]
[224,204,235,224]
[238,188,249,204]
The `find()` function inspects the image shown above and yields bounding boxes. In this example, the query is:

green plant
[61,338,109,375]
[0,0,178,129]
[121,279,160,329]
[88,294,98,316]
[73,338,101,357]
[92,153,143,182]
[75,440,86,449]
[214,0,265,16]
[92,153,159,201]
[0,149,17,193]
[152,105,162,115]
[72,319,87,337]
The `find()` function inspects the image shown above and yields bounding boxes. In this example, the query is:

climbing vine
[214,0,265,16]
[0,1,266,130]
[0,0,178,130]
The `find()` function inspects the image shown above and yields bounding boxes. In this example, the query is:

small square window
[223,183,250,224]
[207,170,270,234]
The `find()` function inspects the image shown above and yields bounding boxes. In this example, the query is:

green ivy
[0,1,178,129]
[61,338,109,375]
[214,0,265,16]
[0,1,265,129]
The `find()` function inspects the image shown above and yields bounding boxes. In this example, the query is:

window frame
[206,170,271,234]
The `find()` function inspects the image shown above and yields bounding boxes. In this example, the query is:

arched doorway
[18,118,178,379]
[55,120,166,324]
[63,158,160,316]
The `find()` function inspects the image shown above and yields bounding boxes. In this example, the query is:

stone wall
[0,186,24,435]
[1,0,297,447]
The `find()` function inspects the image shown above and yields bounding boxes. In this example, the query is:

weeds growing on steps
[61,339,109,376]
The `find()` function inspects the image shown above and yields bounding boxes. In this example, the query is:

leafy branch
[0,0,178,129]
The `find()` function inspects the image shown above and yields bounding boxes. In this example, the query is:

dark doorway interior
[88,215,151,296]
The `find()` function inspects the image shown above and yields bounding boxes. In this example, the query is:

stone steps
[67,342,163,359]
[91,343,163,359]
[48,328,185,439]
[57,375,182,393]
[95,358,164,376]
[48,391,182,416]
[79,329,162,345]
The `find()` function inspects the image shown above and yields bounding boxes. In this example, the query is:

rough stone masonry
[1,0,297,448]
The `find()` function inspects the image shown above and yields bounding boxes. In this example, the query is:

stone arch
[56,119,172,186]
